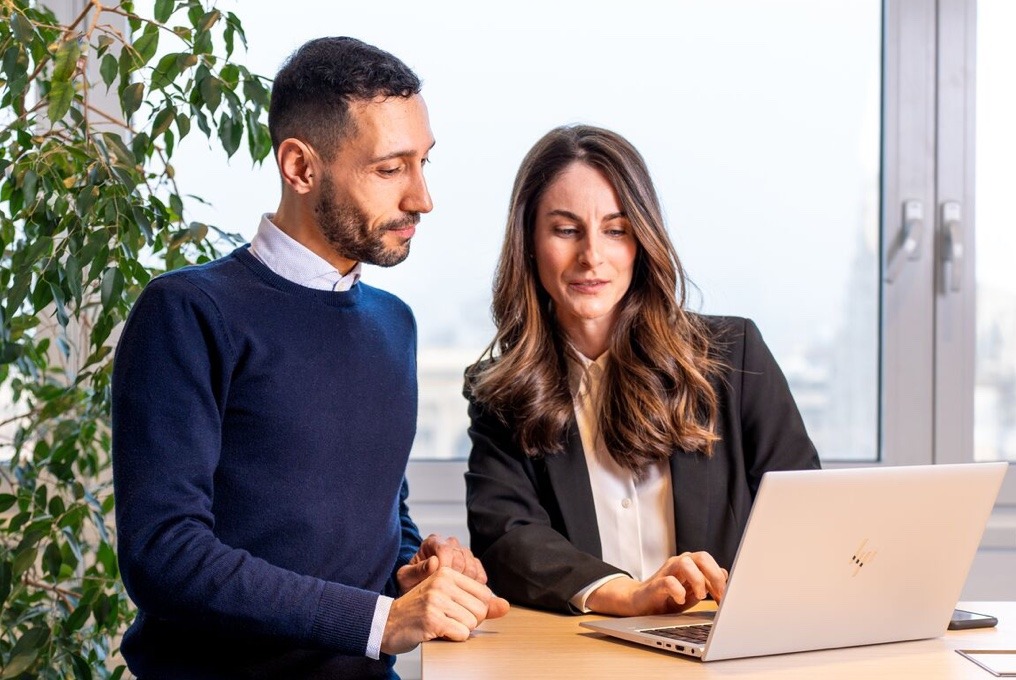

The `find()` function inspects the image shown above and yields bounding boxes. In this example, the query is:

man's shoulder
[356,282,415,320]
[129,249,253,321]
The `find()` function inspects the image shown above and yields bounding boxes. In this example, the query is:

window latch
[940,201,963,293]
[885,200,924,284]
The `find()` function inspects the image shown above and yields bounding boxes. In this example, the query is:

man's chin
[369,242,411,268]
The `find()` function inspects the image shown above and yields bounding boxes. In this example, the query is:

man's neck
[271,201,357,275]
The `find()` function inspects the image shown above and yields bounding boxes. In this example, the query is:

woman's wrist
[585,576,638,616]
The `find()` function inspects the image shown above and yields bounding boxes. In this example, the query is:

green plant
[0,1,271,676]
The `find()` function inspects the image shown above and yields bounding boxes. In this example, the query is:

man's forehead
[345,94,433,154]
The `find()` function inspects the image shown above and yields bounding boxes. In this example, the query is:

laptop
[580,462,1007,661]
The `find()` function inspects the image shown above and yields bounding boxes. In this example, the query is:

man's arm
[112,276,381,655]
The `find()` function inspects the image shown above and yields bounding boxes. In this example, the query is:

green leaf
[1,652,38,679]
[102,131,137,168]
[0,493,17,512]
[43,539,63,578]
[52,39,81,81]
[97,35,115,54]
[189,222,209,242]
[151,52,180,90]
[65,254,83,304]
[247,118,272,163]
[3,626,51,678]
[120,82,145,118]
[99,267,124,312]
[218,115,241,157]
[154,0,175,23]
[65,603,91,633]
[71,653,93,680]
[48,78,75,122]
[133,24,160,67]
[11,13,36,43]
[152,107,176,138]
[220,64,240,88]
[100,53,117,89]
[132,206,154,243]
[197,9,222,33]
[176,112,191,139]
[21,168,37,198]
[199,76,222,113]
[226,12,247,47]
[11,545,38,578]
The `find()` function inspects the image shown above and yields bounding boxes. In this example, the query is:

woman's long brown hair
[469,125,723,473]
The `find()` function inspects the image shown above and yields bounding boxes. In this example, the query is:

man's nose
[402,167,433,214]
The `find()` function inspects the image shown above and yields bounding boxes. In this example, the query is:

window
[169,0,883,464]
[974,0,1016,464]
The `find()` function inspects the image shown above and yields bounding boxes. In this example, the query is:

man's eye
[379,167,400,176]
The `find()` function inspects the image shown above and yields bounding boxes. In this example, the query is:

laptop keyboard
[643,623,713,644]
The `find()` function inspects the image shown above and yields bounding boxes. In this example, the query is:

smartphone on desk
[949,608,999,630]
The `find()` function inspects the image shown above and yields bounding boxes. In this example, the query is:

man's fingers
[486,596,510,619]
[410,555,439,580]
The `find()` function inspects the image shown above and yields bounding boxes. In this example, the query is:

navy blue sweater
[111,246,422,678]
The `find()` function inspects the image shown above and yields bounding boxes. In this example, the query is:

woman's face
[533,162,637,355]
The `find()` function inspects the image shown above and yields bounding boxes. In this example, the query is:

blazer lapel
[544,420,603,558]
[671,448,711,554]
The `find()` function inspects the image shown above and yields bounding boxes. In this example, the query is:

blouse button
[621,498,632,509]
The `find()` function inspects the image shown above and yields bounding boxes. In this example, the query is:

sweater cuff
[310,581,379,655]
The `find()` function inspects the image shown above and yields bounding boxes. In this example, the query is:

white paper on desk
[957,650,1016,677]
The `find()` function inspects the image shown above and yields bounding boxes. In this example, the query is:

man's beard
[314,174,419,268]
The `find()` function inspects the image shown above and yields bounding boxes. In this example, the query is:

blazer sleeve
[464,387,624,613]
[736,317,821,495]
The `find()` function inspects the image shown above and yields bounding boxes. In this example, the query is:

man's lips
[385,218,419,238]
[388,225,416,238]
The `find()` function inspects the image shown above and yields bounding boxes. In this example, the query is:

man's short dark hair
[268,37,422,160]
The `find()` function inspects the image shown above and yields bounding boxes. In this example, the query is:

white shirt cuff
[366,595,394,659]
[568,573,628,613]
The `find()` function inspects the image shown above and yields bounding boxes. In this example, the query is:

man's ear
[276,138,319,195]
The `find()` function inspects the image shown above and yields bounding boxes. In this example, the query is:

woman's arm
[464,388,624,613]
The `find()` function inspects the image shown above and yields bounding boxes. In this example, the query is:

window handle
[940,201,963,293]
[886,200,924,283]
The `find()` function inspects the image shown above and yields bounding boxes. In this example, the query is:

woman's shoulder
[689,313,756,341]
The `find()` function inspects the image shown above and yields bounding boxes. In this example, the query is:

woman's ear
[276,138,319,195]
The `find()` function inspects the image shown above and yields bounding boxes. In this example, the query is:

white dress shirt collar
[249,213,362,291]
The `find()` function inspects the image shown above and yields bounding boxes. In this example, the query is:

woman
[464,125,820,617]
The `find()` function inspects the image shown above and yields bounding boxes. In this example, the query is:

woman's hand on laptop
[586,551,729,617]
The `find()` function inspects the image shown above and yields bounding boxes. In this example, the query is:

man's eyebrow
[369,140,436,164]
[546,209,628,221]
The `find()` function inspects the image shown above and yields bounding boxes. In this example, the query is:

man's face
[315,94,434,267]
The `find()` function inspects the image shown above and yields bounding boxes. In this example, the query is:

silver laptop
[581,462,1007,661]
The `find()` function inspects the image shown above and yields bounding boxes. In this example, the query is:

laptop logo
[850,539,877,576]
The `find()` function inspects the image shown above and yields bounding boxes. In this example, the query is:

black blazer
[464,315,821,613]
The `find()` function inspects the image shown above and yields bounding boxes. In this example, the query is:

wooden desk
[422,601,1016,679]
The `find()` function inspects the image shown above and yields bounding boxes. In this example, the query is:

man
[111,37,508,678]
